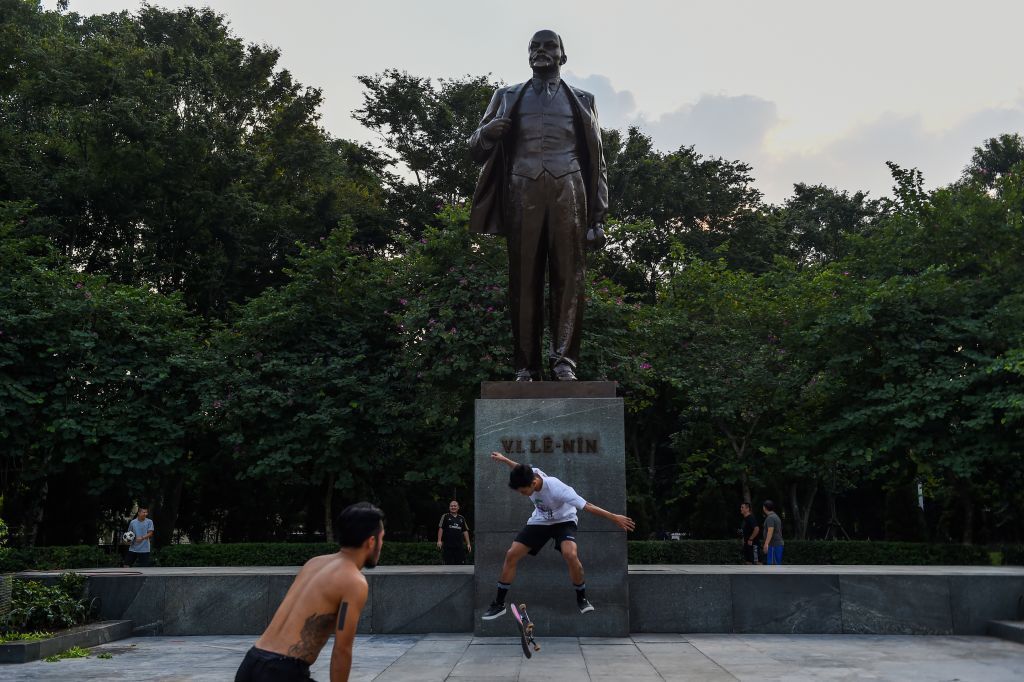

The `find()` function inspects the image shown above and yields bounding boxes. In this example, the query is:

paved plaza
[3,632,1023,681]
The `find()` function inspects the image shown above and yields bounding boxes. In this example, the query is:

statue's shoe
[514,369,535,382]
[553,363,577,381]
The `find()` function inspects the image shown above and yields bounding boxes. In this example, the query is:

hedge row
[158,542,445,567]
[1002,545,1024,566]
[627,540,994,565]
[0,545,118,572]
[4,540,1013,571]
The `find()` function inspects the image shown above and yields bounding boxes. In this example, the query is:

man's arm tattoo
[286,612,335,661]
[337,601,349,631]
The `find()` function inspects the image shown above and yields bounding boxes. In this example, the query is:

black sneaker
[482,602,507,620]
[577,597,595,614]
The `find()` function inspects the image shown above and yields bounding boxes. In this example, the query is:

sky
[47,0,1024,204]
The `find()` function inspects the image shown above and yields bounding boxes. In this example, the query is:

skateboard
[510,602,540,658]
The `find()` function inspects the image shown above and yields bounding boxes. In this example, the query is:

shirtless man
[235,502,384,682]
[482,452,634,619]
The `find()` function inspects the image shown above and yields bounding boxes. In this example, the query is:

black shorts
[742,542,761,564]
[235,646,314,682]
[442,546,466,565]
[515,521,578,556]
[125,551,150,567]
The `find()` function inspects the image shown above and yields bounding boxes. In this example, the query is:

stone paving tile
[635,641,733,678]
[1,632,1023,680]
[578,636,635,644]
[631,633,689,643]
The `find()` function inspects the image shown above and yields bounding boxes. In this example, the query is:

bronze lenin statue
[469,30,608,382]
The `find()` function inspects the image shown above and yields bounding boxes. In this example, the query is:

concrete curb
[0,620,132,664]
[987,620,1024,644]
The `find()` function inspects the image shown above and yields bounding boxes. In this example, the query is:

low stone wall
[16,565,1024,636]
[0,620,132,663]
[628,565,1024,635]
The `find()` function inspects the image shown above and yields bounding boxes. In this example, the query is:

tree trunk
[324,474,336,543]
[788,482,801,539]
[789,481,818,540]
[152,474,185,547]
[959,481,974,544]
[24,477,49,547]
[740,470,751,505]
[647,441,657,481]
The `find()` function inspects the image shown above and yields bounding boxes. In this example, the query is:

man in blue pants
[762,500,785,565]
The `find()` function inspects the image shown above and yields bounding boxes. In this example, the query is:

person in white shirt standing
[124,506,155,568]
[482,451,635,620]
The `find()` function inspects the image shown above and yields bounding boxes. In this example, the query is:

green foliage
[0,3,391,314]
[5,574,87,632]
[627,540,990,565]
[44,645,90,662]
[1001,546,1024,566]
[0,630,51,643]
[0,546,116,572]
[157,542,453,566]
[354,70,498,226]
[628,541,741,564]
[1,0,1023,551]
[784,541,990,565]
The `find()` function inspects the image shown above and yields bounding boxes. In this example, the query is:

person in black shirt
[437,500,472,565]
[740,502,761,564]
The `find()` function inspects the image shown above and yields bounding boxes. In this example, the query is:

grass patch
[97,652,113,659]
[44,645,90,662]
[0,630,52,643]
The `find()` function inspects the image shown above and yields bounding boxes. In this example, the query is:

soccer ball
[122,531,135,543]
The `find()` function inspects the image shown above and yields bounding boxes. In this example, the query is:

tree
[205,226,402,541]
[961,133,1024,188]
[0,3,390,315]
[354,70,498,230]
[599,127,767,299]
[0,201,199,545]
[775,183,882,265]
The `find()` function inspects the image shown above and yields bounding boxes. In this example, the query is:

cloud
[563,72,637,130]
[563,74,1024,204]
[637,94,780,163]
[762,98,1024,203]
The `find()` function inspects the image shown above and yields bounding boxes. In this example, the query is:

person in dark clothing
[740,502,761,564]
[436,500,472,564]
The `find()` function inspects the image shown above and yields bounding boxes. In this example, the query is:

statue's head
[528,30,566,70]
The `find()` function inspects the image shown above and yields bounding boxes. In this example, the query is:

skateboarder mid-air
[482,451,635,620]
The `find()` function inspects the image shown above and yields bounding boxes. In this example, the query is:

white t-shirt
[526,468,587,525]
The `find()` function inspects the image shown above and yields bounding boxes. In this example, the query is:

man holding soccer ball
[123,505,154,567]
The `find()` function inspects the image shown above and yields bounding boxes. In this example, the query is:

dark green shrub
[628,540,991,565]
[1001,545,1024,565]
[157,542,458,567]
[5,573,87,632]
[0,540,994,570]
[0,546,117,572]
[785,541,990,565]
[628,540,740,564]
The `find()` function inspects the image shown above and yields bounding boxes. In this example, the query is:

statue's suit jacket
[468,80,608,236]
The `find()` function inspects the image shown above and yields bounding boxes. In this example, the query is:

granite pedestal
[473,382,628,637]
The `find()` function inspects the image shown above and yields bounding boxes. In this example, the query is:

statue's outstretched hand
[585,224,607,250]
[481,117,512,142]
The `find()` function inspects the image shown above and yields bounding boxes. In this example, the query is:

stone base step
[0,620,133,663]
[987,620,1024,644]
